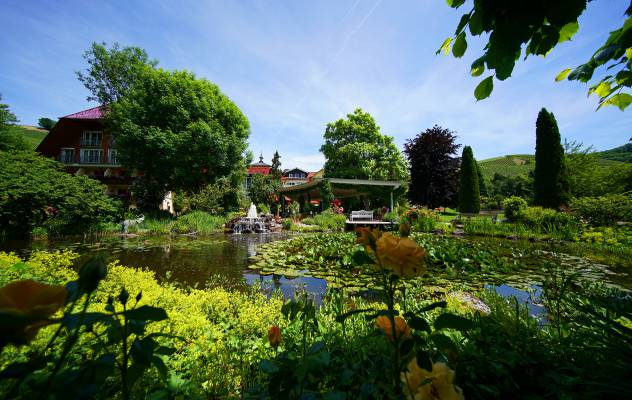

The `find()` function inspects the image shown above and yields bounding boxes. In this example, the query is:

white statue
[247,202,258,218]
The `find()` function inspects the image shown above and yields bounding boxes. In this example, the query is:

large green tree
[76,42,158,104]
[320,108,407,181]
[534,108,569,208]
[108,68,251,202]
[458,146,481,213]
[248,174,280,208]
[0,151,121,237]
[37,117,56,131]
[0,94,27,152]
[404,125,461,208]
[442,1,632,110]
[270,151,282,180]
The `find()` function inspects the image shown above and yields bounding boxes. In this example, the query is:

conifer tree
[270,151,282,179]
[534,108,569,208]
[458,146,480,213]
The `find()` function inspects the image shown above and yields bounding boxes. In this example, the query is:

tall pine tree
[458,146,480,213]
[534,109,569,208]
[270,151,282,180]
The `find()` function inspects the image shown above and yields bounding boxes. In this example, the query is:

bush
[301,217,316,225]
[0,151,122,237]
[312,209,347,231]
[188,177,240,215]
[281,218,293,230]
[569,193,632,226]
[171,211,227,234]
[257,203,270,215]
[517,206,578,228]
[502,196,528,222]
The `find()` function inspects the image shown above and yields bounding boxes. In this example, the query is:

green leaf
[407,315,431,333]
[594,81,612,98]
[616,70,632,86]
[604,93,632,111]
[474,76,494,101]
[417,301,447,313]
[452,32,467,58]
[434,313,473,331]
[454,13,470,35]
[568,64,595,82]
[351,250,374,266]
[335,308,374,323]
[558,22,579,43]
[446,0,465,8]
[430,333,458,352]
[468,11,483,35]
[259,360,279,374]
[416,351,433,371]
[626,48,632,60]
[555,68,572,82]
[437,37,452,56]
[471,56,485,77]
[125,305,168,322]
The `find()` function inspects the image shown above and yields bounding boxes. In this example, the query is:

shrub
[301,217,316,225]
[312,209,347,231]
[281,218,293,230]
[502,196,528,221]
[517,206,578,228]
[171,211,226,234]
[569,193,632,226]
[188,177,240,215]
[257,203,270,215]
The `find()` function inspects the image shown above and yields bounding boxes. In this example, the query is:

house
[245,154,271,189]
[281,168,310,187]
[36,106,174,214]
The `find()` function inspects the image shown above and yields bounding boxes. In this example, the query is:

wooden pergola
[278,177,402,212]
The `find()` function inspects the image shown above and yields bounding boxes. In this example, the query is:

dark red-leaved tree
[404,125,461,208]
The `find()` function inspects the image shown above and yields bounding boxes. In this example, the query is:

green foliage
[534,108,569,208]
[248,174,280,208]
[478,154,534,180]
[0,94,28,152]
[257,203,270,214]
[311,209,346,231]
[170,211,227,234]
[0,151,122,237]
[476,161,488,197]
[598,143,632,163]
[108,67,250,195]
[458,146,481,213]
[319,179,334,210]
[442,0,632,110]
[270,150,282,180]
[76,42,158,104]
[188,176,241,215]
[37,117,56,130]
[321,108,408,181]
[288,201,300,219]
[502,196,528,222]
[569,193,632,226]
[404,125,461,208]
[489,172,533,198]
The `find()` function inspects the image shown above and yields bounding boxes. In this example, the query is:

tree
[458,146,481,213]
[270,150,282,180]
[108,68,251,205]
[476,161,488,197]
[319,179,334,210]
[320,108,408,181]
[490,173,533,199]
[248,174,280,208]
[534,108,569,208]
[37,117,56,130]
[0,151,121,237]
[76,42,158,104]
[187,176,241,215]
[442,1,632,110]
[404,125,461,208]
[0,94,27,152]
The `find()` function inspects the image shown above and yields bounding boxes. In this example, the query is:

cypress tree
[534,108,569,208]
[458,146,481,213]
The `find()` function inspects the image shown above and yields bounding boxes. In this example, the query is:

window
[81,149,103,164]
[109,149,119,164]
[60,148,75,164]
[81,131,102,146]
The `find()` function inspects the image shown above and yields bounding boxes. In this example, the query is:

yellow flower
[0,280,67,345]
[402,359,465,400]
[375,233,426,277]
[356,227,383,251]
[267,325,282,347]
[375,315,411,342]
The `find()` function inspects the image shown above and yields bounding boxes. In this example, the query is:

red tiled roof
[61,106,107,120]
[307,172,316,180]
[247,166,271,175]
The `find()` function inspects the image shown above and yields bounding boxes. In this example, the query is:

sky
[1,0,630,171]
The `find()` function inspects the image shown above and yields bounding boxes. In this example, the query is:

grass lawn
[15,125,48,149]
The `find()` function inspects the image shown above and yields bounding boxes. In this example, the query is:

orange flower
[0,280,67,345]
[402,359,464,400]
[267,325,282,348]
[355,228,383,251]
[375,315,411,342]
[375,233,426,277]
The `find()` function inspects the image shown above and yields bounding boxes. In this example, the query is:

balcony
[80,138,102,147]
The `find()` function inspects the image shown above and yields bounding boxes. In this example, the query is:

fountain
[227,203,272,234]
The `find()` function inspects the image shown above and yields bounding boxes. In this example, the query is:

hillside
[597,143,632,163]
[478,154,535,180]
[14,125,48,150]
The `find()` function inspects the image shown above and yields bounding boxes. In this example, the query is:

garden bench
[346,210,393,230]
[350,210,374,221]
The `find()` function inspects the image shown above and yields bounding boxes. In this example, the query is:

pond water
[0,233,328,301]
[1,233,628,306]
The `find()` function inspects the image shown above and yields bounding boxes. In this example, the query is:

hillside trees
[0,94,27,152]
[534,108,569,208]
[405,125,461,208]
[458,146,481,213]
[37,117,56,130]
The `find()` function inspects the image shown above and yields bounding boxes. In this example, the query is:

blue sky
[1,0,630,171]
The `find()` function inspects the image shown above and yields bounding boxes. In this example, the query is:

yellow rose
[0,280,67,345]
[375,315,411,342]
[356,228,383,252]
[402,359,465,400]
[376,233,426,277]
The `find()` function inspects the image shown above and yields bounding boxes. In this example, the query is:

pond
[1,233,629,307]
